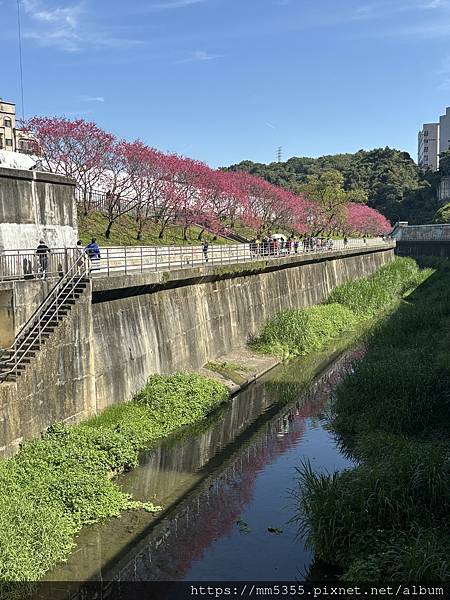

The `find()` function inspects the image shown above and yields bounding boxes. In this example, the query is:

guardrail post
[124,247,128,275]
[140,246,143,273]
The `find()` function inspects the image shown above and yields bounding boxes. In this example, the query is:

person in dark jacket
[202,240,209,263]
[36,240,50,278]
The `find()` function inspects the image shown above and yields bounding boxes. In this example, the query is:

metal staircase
[0,255,90,383]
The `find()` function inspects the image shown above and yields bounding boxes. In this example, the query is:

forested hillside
[224,148,445,225]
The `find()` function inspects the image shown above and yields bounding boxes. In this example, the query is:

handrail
[9,253,83,344]
[0,253,89,382]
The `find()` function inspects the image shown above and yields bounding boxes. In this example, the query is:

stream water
[46,344,361,594]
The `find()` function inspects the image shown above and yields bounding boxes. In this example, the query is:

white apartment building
[418,123,440,171]
[418,107,450,171]
[439,107,450,156]
[0,99,16,152]
[0,97,34,154]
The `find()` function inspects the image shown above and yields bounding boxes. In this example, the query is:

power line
[16,0,25,121]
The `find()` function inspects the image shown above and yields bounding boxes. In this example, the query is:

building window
[424,131,429,136]
[4,118,12,128]
[5,138,13,146]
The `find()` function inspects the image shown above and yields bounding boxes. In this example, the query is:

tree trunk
[197,228,205,241]
[105,222,113,239]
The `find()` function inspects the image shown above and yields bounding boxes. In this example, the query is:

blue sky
[1,0,450,167]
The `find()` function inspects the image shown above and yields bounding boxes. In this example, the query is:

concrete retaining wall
[0,244,394,457]
[0,284,96,457]
[91,245,393,411]
[0,167,77,250]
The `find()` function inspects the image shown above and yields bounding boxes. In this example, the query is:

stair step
[0,375,17,382]
[0,365,27,374]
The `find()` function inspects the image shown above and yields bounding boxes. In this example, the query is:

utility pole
[17,0,25,121]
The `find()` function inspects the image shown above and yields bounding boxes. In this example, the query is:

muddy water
[48,347,360,586]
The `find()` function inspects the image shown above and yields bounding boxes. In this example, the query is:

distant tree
[224,147,431,225]
[438,150,450,176]
[298,170,367,234]
[434,203,450,224]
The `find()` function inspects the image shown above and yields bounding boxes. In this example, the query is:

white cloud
[79,95,105,103]
[22,0,84,51]
[422,0,449,8]
[21,0,145,52]
[174,50,224,63]
[150,0,208,9]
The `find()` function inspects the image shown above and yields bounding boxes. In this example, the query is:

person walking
[202,239,209,263]
[85,238,101,271]
[36,240,50,279]
[76,240,87,274]
[286,237,292,255]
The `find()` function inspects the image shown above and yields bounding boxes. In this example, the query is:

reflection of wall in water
[123,382,274,501]
[106,350,358,584]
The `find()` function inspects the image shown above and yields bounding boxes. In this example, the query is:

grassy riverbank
[295,261,450,582]
[253,258,429,358]
[0,373,227,582]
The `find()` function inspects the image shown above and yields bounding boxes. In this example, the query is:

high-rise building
[439,107,450,156]
[418,123,440,171]
[418,107,450,171]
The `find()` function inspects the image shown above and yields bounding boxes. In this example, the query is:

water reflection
[108,350,357,583]
[48,348,359,588]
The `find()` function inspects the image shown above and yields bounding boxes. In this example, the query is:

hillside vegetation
[225,148,449,225]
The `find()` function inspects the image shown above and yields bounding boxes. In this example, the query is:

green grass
[0,373,228,582]
[326,257,431,317]
[294,261,450,582]
[253,304,360,358]
[253,258,431,360]
[78,211,233,247]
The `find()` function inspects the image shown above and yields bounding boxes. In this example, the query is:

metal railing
[0,248,80,282]
[0,254,89,383]
[88,237,388,277]
[0,238,389,283]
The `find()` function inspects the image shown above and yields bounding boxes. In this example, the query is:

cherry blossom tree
[345,203,391,236]
[23,117,114,214]
[100,141,143,239]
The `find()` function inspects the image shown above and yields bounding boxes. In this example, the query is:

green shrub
[0,373,228,581]
[254,304,359,358]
